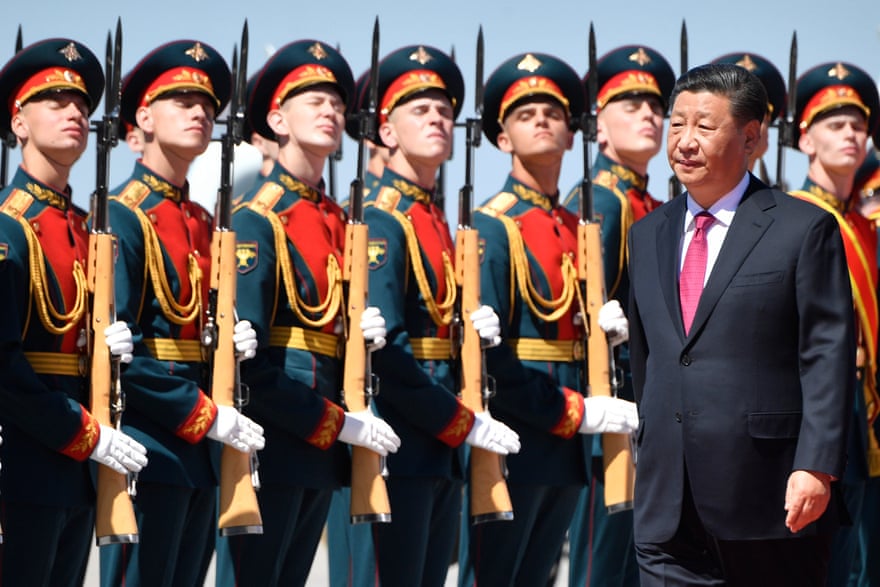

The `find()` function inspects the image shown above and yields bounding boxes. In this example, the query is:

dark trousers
[636,478,832,587]
[567,469,639,587]
[100,482,215,587]
[364,476,460,587]
[0,500,93,587]
[461,483,581,587]
[217,485,331,587]
[326,487,377,587]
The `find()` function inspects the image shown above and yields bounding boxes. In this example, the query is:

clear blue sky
[3,0,879,218]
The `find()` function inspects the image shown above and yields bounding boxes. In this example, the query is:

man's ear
[798,130,815,157]
[496,128,514,154]
[378,121,398,150]
[742,119,762,156]
[136,106,154,135]
[266,109,287,139]
[10,111,28,142]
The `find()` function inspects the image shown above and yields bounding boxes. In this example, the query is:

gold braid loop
[391,209,456,326]
[498,214,577,322]
[135,209,202,325]
[267,211,342,328]
[17,217,87,334]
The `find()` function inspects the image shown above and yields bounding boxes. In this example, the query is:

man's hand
[598,300,629,347]
[207,405,266,453]
[360,306,387,351]
[470,305,501,348]
[233,320,258,360]
[338,410,401,455]
[104,321,134,364]
[90,425,148,474]
[580,396,639,434]
[784,470,832,533]
[466,411,521,455]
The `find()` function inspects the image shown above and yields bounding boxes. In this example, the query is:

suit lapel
[687,178,777,340]
[656,196,687,341]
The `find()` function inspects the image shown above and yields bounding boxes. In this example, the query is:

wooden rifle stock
[578,222,635,513]
[210,229,263,535]
[88,231,139,545]
[456,228,513,524]
[342,221,392,523]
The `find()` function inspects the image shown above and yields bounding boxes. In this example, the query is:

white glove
[466,411,521,455]
[208,405,266,453]
[233,320,258,360]
[90,425,148,474]
[104,320,134,364]
[598,300,629,347]
[580,396,639,434]
[360,306,387,351]
[470,305,501,348]
[338,410,401,456]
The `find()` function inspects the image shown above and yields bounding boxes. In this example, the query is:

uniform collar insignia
[610,163,647,191]
[25,181,68,210]
[142,172,184,202]
[279,173,322,202]
[392,178,432,205]
[512,181,553,211]
[59,42,82,62]
[185,42,209,63]
[805,180,848,213]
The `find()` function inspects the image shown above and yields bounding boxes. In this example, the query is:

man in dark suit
[628,63,855,586]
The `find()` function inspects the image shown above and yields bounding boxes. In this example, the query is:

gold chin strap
[266,210,342,329]
[17,216,87,335]
[135,208,202,325]
[391,209,456,327]
[498,214,577,322]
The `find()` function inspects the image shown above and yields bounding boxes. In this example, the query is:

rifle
[580,23,635,513]
[0,26,23,190]
[88,19,138,545]
[668,20,686,200]
[775,32,797,191]
[327,43,343,202]
[342,17,391,524]
[204,21,263,536]
[455,27,513,525]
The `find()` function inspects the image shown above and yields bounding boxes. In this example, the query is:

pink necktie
[680,212,715,335]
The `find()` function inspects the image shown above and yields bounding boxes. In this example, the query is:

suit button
[675,412,682,423]
[680,354,691,366]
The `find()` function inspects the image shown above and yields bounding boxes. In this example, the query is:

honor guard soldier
[789,60,880,587]
[458,52,637,586]
[216,40,400,587]
[326,68,387,587]
[99,40,265,587]
[711,53,786,183]
[559,44,674,587]
[349,45,520,587]
[0,38,145,586]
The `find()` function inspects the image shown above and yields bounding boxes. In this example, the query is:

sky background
[2,0,879,220]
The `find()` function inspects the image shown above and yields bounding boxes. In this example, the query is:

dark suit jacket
[628,175,855,543]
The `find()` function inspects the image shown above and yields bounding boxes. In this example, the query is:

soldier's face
[380,90,454,168]
[138,91,215,161]
[798,107,868,176]
[12,90,90,166]
[667,90,759,205]
[272,86,345,158]
[598,95,664,169]
[497,97,573,160]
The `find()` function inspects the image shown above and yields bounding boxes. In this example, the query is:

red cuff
[60,408,100,461]
[549,387,585,439]
[437,401,475,447]
[307,400,345,450]
[176,391,218,444]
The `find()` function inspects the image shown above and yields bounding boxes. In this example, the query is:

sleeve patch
[306,400,345,450]
[236,241,259,274]
[60,409,100,461]
[549,387,585,439]
[437,402,475,447]
[177,392,218,444]
[368,238,388,270]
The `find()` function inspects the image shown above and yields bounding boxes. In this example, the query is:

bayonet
[775,31,797,190]
[668,20,686,199]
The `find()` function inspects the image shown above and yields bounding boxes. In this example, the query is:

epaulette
[247,182,285,217]
[477,192,518,218]
[0,189,36,220]
[113,180,151,210]
[373,186,402,213]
